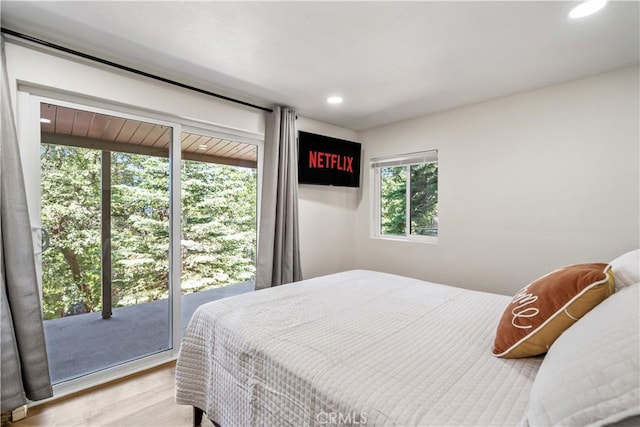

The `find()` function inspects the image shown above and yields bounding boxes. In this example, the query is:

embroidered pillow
[492,263,614,358]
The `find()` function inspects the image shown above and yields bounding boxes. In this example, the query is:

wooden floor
[14,362,215,427]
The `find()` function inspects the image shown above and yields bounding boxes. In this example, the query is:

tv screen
[298,131,361,188]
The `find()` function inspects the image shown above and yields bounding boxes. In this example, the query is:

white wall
[355,66,640,296]
[296,116,360,279]
[4,41,265,135]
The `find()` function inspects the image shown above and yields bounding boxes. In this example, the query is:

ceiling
[40,103,257,167]
[2,1,639,131]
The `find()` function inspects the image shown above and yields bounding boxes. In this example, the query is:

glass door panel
[180,132,257,327]
[40,102,172,384]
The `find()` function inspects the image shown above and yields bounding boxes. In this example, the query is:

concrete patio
[44,281,254,384]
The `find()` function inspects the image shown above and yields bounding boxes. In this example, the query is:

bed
[176,252,640,427]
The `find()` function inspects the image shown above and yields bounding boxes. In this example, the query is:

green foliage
[380,166,406,235]
[180,160,256,292]
[41,145,102,319]
[410,163,438,236]
[41,144,256,320]
[380,163,438,237]
[111,152,170,306]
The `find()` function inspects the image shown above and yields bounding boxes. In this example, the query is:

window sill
[370,234,438,245]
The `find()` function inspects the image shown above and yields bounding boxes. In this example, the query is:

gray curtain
[256,106,302,289]
[1,37,53,412]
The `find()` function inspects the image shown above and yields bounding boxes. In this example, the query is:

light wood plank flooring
[14,362,215,427]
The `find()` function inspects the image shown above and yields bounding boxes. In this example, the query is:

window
[371,150,438,242]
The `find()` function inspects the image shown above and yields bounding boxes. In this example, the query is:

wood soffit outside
[39,103,257,168]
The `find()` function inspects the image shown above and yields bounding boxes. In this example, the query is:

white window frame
[370,150,438,244]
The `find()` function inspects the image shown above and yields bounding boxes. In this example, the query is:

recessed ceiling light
[569,0,608,19]
[40,118,51,124]
[198,144,208,150]
[327,96,343,105]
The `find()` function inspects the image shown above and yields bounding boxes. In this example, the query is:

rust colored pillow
[493,263,614,358]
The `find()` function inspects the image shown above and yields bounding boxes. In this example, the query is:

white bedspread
[176,270,542,426]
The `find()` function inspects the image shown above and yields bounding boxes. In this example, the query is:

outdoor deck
[44,281,254,384]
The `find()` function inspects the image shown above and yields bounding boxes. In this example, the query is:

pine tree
[40,144,257,320]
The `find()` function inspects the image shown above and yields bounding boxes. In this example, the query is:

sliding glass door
[20,94,260,391]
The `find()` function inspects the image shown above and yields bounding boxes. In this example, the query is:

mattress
[175,270,543,426]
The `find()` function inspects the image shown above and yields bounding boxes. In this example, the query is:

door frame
[17,87,262,401]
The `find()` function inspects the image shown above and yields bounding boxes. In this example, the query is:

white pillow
[525,282,640,426]
[609,249,640,291]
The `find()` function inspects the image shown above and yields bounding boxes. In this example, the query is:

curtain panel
[1,37,53,412]
[256,106,302,289]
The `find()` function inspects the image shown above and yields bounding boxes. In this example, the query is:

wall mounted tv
[298,131,361,188]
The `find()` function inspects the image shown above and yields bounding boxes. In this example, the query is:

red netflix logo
[308,151,354,173]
